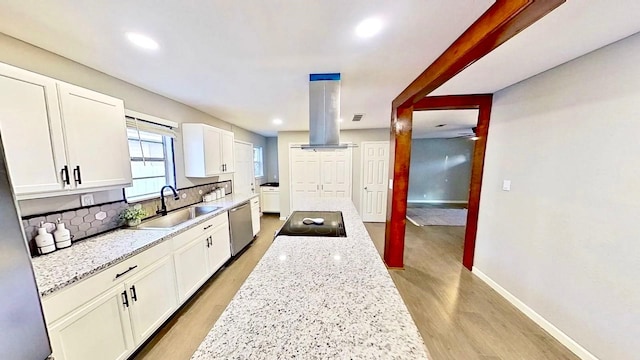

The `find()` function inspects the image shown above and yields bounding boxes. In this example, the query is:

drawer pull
[203,225,213,230]
[115,265,138,279]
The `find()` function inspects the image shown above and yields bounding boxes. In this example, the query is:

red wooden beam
[384,105,412,268]
[462,99,492,269]
[392,0,565,109]
[413,94,492,111]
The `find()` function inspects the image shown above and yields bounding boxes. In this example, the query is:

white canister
[53,221,72,249]
[217,188,224,198]
[35,226,55,255]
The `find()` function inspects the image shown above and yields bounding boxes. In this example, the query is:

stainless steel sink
[137,205,221,229]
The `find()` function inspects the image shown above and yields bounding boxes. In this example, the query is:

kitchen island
[191,198,429,359]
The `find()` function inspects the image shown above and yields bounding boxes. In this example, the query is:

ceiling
[0,1,638,137]
[412,110,478,139]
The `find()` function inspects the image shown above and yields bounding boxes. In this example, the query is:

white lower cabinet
[48,285,134,360]
[45,211,236,360]
[250,197,260,236]
[48,257,178,360]
[206,216,231,275]
[173,234,210,303]
[126,257,178,344]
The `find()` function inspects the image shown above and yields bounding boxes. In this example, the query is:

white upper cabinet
[0,63,67,195]
[0,62,132,198]
[182,123,235,177]
[220,130,235,173]
[57,83,132,189]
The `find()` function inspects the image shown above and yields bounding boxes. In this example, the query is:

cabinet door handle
[122,291,129,308]
[73,166,82,185]
[130,285,138,302]
[115,265,138,279]
[61,166,70,185]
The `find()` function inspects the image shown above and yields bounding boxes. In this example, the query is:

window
[124,116,176,202]
[253,146,264,178]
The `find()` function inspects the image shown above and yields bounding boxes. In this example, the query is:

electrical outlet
[502,180,511,191]
[80,194,95,206]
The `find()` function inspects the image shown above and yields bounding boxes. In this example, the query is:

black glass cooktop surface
[276,211,346,237]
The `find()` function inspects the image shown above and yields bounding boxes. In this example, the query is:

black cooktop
[276,211,347,237]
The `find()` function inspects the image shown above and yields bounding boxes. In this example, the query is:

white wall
[277,129,389,217]
[475,32,640,360]
[0,33,265,214]
[408,138,473,203]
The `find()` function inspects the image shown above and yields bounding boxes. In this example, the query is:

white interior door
[361,141,390,222]
[320,149,352,198]
[233,141,254,194]
[290,147,320,208]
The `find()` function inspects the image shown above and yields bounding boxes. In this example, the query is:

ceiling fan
[448,126,479,140]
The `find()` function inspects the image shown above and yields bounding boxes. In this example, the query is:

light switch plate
[80,194,95,206]
[502,180,511,191]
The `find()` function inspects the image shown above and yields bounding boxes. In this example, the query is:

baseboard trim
[405,216,421,227]
[407,200,468,204]
[472,267,598,360]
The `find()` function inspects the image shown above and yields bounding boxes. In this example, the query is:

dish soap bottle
[35,221,56,255]
[53,218,72,249]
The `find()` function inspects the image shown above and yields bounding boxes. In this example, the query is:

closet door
[289,148,320,209]
[320,149,352,198]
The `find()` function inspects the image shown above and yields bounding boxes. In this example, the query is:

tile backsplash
[23,180,231,256]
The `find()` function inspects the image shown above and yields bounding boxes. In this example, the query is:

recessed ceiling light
[125,32,159,50]
[272,118,283,125]
[356,18,383,38]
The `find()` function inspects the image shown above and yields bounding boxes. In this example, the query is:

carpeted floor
[406,207,468,226]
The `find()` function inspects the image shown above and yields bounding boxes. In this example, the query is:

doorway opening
[407,109,478,230]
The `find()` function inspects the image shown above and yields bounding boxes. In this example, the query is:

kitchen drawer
[42,241,171,324]
[250,197,259,207]
[171,211,228,250]
[261,186,279,192]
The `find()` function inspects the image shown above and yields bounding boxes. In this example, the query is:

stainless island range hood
[300,73,352,150]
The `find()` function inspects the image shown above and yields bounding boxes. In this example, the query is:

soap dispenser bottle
[35,221,56,255]
[53,218,72,249]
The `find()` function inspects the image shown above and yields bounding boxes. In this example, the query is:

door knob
[364,186,368,190]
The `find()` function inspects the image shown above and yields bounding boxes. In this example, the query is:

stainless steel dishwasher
[229,201,254,256]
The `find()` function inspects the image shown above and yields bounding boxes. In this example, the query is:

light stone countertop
[31,193,258,297]
[191,198,430,359]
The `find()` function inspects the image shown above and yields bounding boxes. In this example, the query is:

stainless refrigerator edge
[0,133,52,359]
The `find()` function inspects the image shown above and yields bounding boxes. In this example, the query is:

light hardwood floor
[134,214,578,360]
[365,222,579,360]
